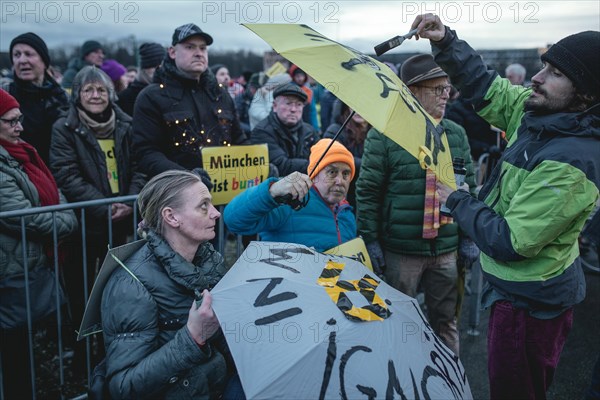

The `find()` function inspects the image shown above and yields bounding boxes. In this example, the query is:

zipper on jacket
[331,208,342,244]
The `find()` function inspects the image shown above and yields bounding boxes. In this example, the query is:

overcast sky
[1,1,599,54]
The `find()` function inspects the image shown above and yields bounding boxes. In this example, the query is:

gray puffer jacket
[101,230,229,399]
[0,145,78,328]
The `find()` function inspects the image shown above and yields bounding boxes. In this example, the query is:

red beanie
[0,89,20,117]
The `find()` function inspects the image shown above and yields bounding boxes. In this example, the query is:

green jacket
[435,28,600,311]
[356,119,475,256]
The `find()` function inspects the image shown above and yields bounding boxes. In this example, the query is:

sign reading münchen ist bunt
[202,144,269,205]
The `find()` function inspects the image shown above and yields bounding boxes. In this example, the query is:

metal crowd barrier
[0,196,240,400]
[0,196,139,400]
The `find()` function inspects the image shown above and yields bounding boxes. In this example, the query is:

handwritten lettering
[248,277,302,326]
[260,247,315,273]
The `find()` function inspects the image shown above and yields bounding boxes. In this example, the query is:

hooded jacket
[435,28,600,313]
[62,57,89,90]
[132,58,246,178]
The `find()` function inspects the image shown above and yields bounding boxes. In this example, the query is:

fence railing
[0,196,139,400]
[0,195,243,400]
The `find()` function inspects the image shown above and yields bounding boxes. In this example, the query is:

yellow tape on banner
[317,261,390,322]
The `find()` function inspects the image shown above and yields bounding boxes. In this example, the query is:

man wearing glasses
[357,54,475,356]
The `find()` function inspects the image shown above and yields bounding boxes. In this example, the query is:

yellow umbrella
[244,23,456,188]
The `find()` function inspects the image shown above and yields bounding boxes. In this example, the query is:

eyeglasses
[81,86,108,97]
[416,84,452,96]
[0,114,24,127]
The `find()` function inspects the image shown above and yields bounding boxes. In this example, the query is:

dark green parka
[356,119,475,256]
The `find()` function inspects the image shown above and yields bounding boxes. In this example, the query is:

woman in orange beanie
[224,138,356,252]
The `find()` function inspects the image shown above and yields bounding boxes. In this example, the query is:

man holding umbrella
[414,13,600,399]
[224,138,356,252]
[357,54,475,357]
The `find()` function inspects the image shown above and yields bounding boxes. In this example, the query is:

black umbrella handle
[274,193,310,211]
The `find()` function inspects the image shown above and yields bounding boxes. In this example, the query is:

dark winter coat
[251,111,319,177]
[101,231,229,399]
[49,105,146,220]
[62,57,90,89]
[132,58,246,178]
[116,79,147,116]
[3,74,69,164]
[0,145,77,328]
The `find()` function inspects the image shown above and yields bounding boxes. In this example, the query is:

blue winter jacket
[224,178,356,252]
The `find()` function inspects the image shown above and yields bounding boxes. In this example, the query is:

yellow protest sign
[202,145,270,205]
[324,237,373,271]
[265,61,288,77]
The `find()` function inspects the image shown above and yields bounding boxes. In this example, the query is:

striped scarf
[422,168,452,239]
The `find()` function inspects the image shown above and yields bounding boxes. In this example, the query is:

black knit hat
[541,31,600,98]
[9,32,50,67]
[81,40,103,58]
[139,42,165,69]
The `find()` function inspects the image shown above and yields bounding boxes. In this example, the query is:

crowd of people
[0,15,598,400]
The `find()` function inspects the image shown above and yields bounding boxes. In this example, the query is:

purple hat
[100,59,127,81]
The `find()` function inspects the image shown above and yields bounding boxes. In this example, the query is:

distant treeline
[0,41,265,78]
[0,38,543,82]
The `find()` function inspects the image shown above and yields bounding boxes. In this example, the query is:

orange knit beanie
[308,139,355,180]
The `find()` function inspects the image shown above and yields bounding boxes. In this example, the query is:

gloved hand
[458,236,480,266]
[366,241,386,276]
[192,168,213,191]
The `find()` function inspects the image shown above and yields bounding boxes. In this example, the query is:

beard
[524,84,577,114]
